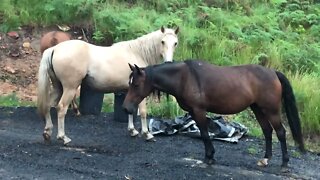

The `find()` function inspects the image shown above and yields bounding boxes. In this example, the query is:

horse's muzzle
[122,103,136,114]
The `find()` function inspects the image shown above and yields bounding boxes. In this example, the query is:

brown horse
[123,60,305,168]
[40,31,71,54]
[39,31,80,115]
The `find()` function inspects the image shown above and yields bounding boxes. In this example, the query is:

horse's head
[160,26,179,63]
[123,64,153,114]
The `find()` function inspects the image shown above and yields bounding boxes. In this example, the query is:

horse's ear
[134,64,142,75]
[128,63,135,71]
[175,26,179,34]
[161,26,165,33]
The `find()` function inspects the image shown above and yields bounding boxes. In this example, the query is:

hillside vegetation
[1,0,319,139]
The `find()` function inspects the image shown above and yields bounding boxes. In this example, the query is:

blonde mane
[112,28,177,65]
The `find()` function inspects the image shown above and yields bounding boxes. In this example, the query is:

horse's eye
[161,40,165,45]
[174,42,177,46]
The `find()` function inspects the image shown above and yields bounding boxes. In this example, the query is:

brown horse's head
[123,64,153,114]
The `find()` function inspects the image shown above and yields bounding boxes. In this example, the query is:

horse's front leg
[139,98,155,141]
[128,114,139,137]
[192,109,215,164]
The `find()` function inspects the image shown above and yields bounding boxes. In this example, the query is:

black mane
[144,62,180,101]
[184,60,202,91]
[141,60,203,100]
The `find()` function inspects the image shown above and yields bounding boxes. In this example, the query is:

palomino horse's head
[160,26,179,62]
[123,64,152,114]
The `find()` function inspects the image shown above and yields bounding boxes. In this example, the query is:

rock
[4,66,17,74]
[9,51,20,57]
[7,31,19,39]
[23,42,31,49]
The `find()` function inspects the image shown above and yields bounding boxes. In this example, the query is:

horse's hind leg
[70,86,81,116]
[43,109,53,143]
[192,109,215,164]
[56,88,77,145]
[268,112,289,168]
[70,95,80,116]
[138,98,155,141]
[251,105,273,167]
[43,81,62,142]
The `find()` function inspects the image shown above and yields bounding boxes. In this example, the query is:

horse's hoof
[257,158,269,167]
[143,132,156,142]
[57,135,72,145]
[146,137,156,142]
[42,132,51,143]
[63,138,72,145]
[75,110,81,116]
[129,128,139,137]
[280,166,290,173]
[204,158,216,165]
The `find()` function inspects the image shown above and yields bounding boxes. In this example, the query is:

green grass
[289,72,320,135]
[101,94,114,113]
[247,146,259,155]
[0,94,35,107]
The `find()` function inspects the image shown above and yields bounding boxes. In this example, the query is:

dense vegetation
[1,0,319,140]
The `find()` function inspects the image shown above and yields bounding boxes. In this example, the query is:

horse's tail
[37,48,54,119]
[275,71,305,152]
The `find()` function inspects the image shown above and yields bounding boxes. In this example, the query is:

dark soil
[0,107,319,180]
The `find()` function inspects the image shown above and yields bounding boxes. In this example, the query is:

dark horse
[123,59,305,168]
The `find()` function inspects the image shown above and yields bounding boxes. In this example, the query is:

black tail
[276,71,305,152]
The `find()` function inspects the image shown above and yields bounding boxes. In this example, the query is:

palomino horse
[123,60,305,168]
[37,26,179,145]
[39,31,80,116]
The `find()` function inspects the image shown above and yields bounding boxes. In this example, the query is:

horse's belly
[206,97,252,115]
[207,105,248,115]
[83,74,128,93]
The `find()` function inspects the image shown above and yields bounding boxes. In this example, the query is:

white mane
[112,28,177,65]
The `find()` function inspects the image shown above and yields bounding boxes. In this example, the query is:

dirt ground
[0,107,319,180]
[0,25,92,102]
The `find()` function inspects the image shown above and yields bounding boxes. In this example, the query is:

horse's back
[183,60,281,113]
[186,60,277,85]
[52,40,93,61]
[51,40,95,86]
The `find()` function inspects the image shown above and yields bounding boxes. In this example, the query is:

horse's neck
[112,31,162,65]
[151,64,182,96]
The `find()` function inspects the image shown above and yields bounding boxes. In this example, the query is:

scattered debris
[57,24,70,32]
[149,113,248,143]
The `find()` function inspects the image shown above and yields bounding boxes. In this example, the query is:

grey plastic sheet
[148,113,248,143]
